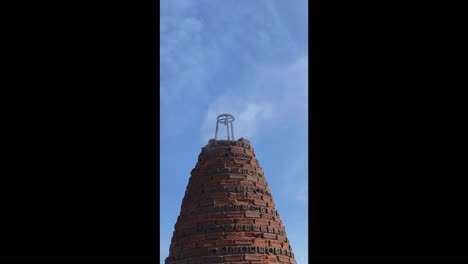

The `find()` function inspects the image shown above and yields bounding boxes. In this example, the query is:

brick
[205,212,226,219]
[266,255,278,261]
[277,235,286,242]
[254,199,267,206]
[253,239,269,246]
[254,218,269,225]
[170,245,182,252]
[190,234,206,241]
[246,193,258,200]
[210,192,227,199]
[215,219,233,225]
[245,255,263,261]
[255,180,267,188]
[225,212,245,218]
[219,179,240,185]
[164,140,296,264]
[246,175,259,182]
[245,211,260,218]
[262,233,276,239]
[225,233,244,239]
[234,239,253,245]
[261,213,273,220]
[227,192,245,199]
[269,240,282,248]
[196,217,215,224]
[203,256,224,263]
[243,232,260,238]
[182,241,197,250]
[229,174,247,179]
[234,219,254,224]
[213,199,231,204]
[215,239,233,246]
[206,232,225,240]
[200,199,215,206]
[199,240,215,247]
[269,220,280,227]
[223,255,244,261]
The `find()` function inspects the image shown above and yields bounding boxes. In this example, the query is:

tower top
[165,132,296,264]
[215,113,235,140]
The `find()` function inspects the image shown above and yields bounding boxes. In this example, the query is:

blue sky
[160,1,308,263]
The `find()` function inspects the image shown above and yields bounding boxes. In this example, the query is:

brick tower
[165,114,296,264]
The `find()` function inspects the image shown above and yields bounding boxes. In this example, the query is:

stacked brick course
[165,138,296,264]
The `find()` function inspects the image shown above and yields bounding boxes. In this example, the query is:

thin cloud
[202,96,273,143]
[201,55,308,143]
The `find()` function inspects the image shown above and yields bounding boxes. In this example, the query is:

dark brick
[235,219,254,224]
[206,232,225,240]
[203,256,224,263]
[215,239,233,246]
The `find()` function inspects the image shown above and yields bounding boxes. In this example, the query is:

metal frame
[215,114,235,140]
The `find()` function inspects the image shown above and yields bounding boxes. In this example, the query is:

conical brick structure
[165,138,296,264]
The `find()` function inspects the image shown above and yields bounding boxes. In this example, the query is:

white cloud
[200,55,308,143]
[201,94,273,143]
[160,15,210,101]
[252,56,309,118]
[160,0,307,106]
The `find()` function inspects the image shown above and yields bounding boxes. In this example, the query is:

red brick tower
[165,114,296,264]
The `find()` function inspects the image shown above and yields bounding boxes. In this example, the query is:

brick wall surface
[165,138,296,264]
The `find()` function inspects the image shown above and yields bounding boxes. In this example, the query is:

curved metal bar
[214,113,235,140]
